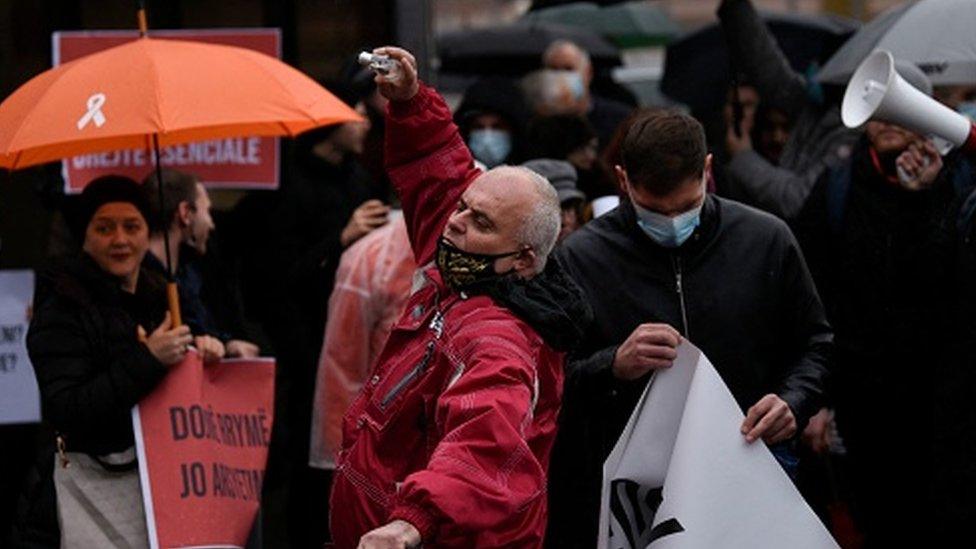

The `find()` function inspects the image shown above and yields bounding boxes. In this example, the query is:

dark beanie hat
[73,175,152,237]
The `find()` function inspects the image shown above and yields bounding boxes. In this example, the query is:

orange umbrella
[0,8,362,325]
[0,36,360,169]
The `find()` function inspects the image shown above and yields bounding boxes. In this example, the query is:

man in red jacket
[328,47,591,548]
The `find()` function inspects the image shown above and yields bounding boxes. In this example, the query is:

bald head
[543,40,592,77]
[445,166,560,276]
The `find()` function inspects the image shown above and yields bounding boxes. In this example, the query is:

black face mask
[435,237,521,291]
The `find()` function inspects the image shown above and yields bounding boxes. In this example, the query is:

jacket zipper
[672,255,690,338]
[381,340,436,408]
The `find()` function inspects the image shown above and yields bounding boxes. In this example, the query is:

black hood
[464,257,593,352]
[454,77,529,132]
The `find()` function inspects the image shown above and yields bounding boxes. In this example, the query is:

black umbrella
[661,11,859,114]
[437,21,620,78]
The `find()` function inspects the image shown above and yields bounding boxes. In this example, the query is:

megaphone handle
[166,281,182,328]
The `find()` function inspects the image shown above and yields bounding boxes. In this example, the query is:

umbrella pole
[152,133,182,327]
[136,0,148,38]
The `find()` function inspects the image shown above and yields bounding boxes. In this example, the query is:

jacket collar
[454,258,594,352]
[51,253,164,310]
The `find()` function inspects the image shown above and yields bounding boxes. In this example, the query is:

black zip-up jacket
[12,255,167,547]
[30,255,168,454]
[545,194,832,548]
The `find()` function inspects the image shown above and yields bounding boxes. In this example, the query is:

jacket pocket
[380,340,436,409]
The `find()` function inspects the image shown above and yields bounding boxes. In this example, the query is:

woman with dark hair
[12,176,220,548]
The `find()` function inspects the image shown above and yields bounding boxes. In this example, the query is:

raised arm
[717,0,808,115]
[376,47,482,265]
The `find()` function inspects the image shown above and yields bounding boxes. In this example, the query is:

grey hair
[490,166,561,274]
[543,39,591,71]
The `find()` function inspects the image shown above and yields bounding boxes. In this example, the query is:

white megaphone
[842,49,976,154]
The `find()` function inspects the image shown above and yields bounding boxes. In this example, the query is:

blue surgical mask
[468,129,512,168]
[564,71,585,101]
[957,101,976,122]
[631,197,702,248]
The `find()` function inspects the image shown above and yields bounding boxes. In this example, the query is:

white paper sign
[598,343,838,549]
[0,270,40,424]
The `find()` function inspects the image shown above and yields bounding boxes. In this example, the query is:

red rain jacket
[329,84,564,548]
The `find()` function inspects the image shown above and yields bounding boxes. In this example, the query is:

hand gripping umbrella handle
[166,282,183,328]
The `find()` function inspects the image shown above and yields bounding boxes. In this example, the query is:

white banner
[0,270,40,425]
[598,343,838,549]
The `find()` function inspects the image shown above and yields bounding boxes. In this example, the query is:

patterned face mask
[435,237,521,290]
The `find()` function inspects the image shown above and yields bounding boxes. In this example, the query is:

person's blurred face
[934,85,976,110]
[567,137,599,171]
[727,85,760,128]
[184,183,215,255]
[544,44,592,89]
[620,155,711,217]
[470,113,511,132]
[723,86,759,140]
[866,121,916,154]
[559,202,582,242]
[83,202,149,286]
[758,108,792,164]
[442,168,537,273]
[332,101,372,155]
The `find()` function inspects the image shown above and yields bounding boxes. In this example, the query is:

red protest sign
[52,29,281,193]
[132,351,275,549]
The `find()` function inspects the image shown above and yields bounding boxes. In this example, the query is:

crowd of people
[6,0,976,547]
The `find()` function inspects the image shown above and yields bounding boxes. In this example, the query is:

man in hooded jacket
[329,47,591,549]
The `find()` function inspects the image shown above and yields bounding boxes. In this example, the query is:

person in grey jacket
[545,109,832,549]
[717,0,859,221]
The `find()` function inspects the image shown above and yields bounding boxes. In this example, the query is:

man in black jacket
[794,110,970,545]
[546,110,832,548]
[141,169,258,359]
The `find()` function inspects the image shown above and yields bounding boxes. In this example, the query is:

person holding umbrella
[11,176,223,548]
[716,0,859,222]
[0,5,365,547]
